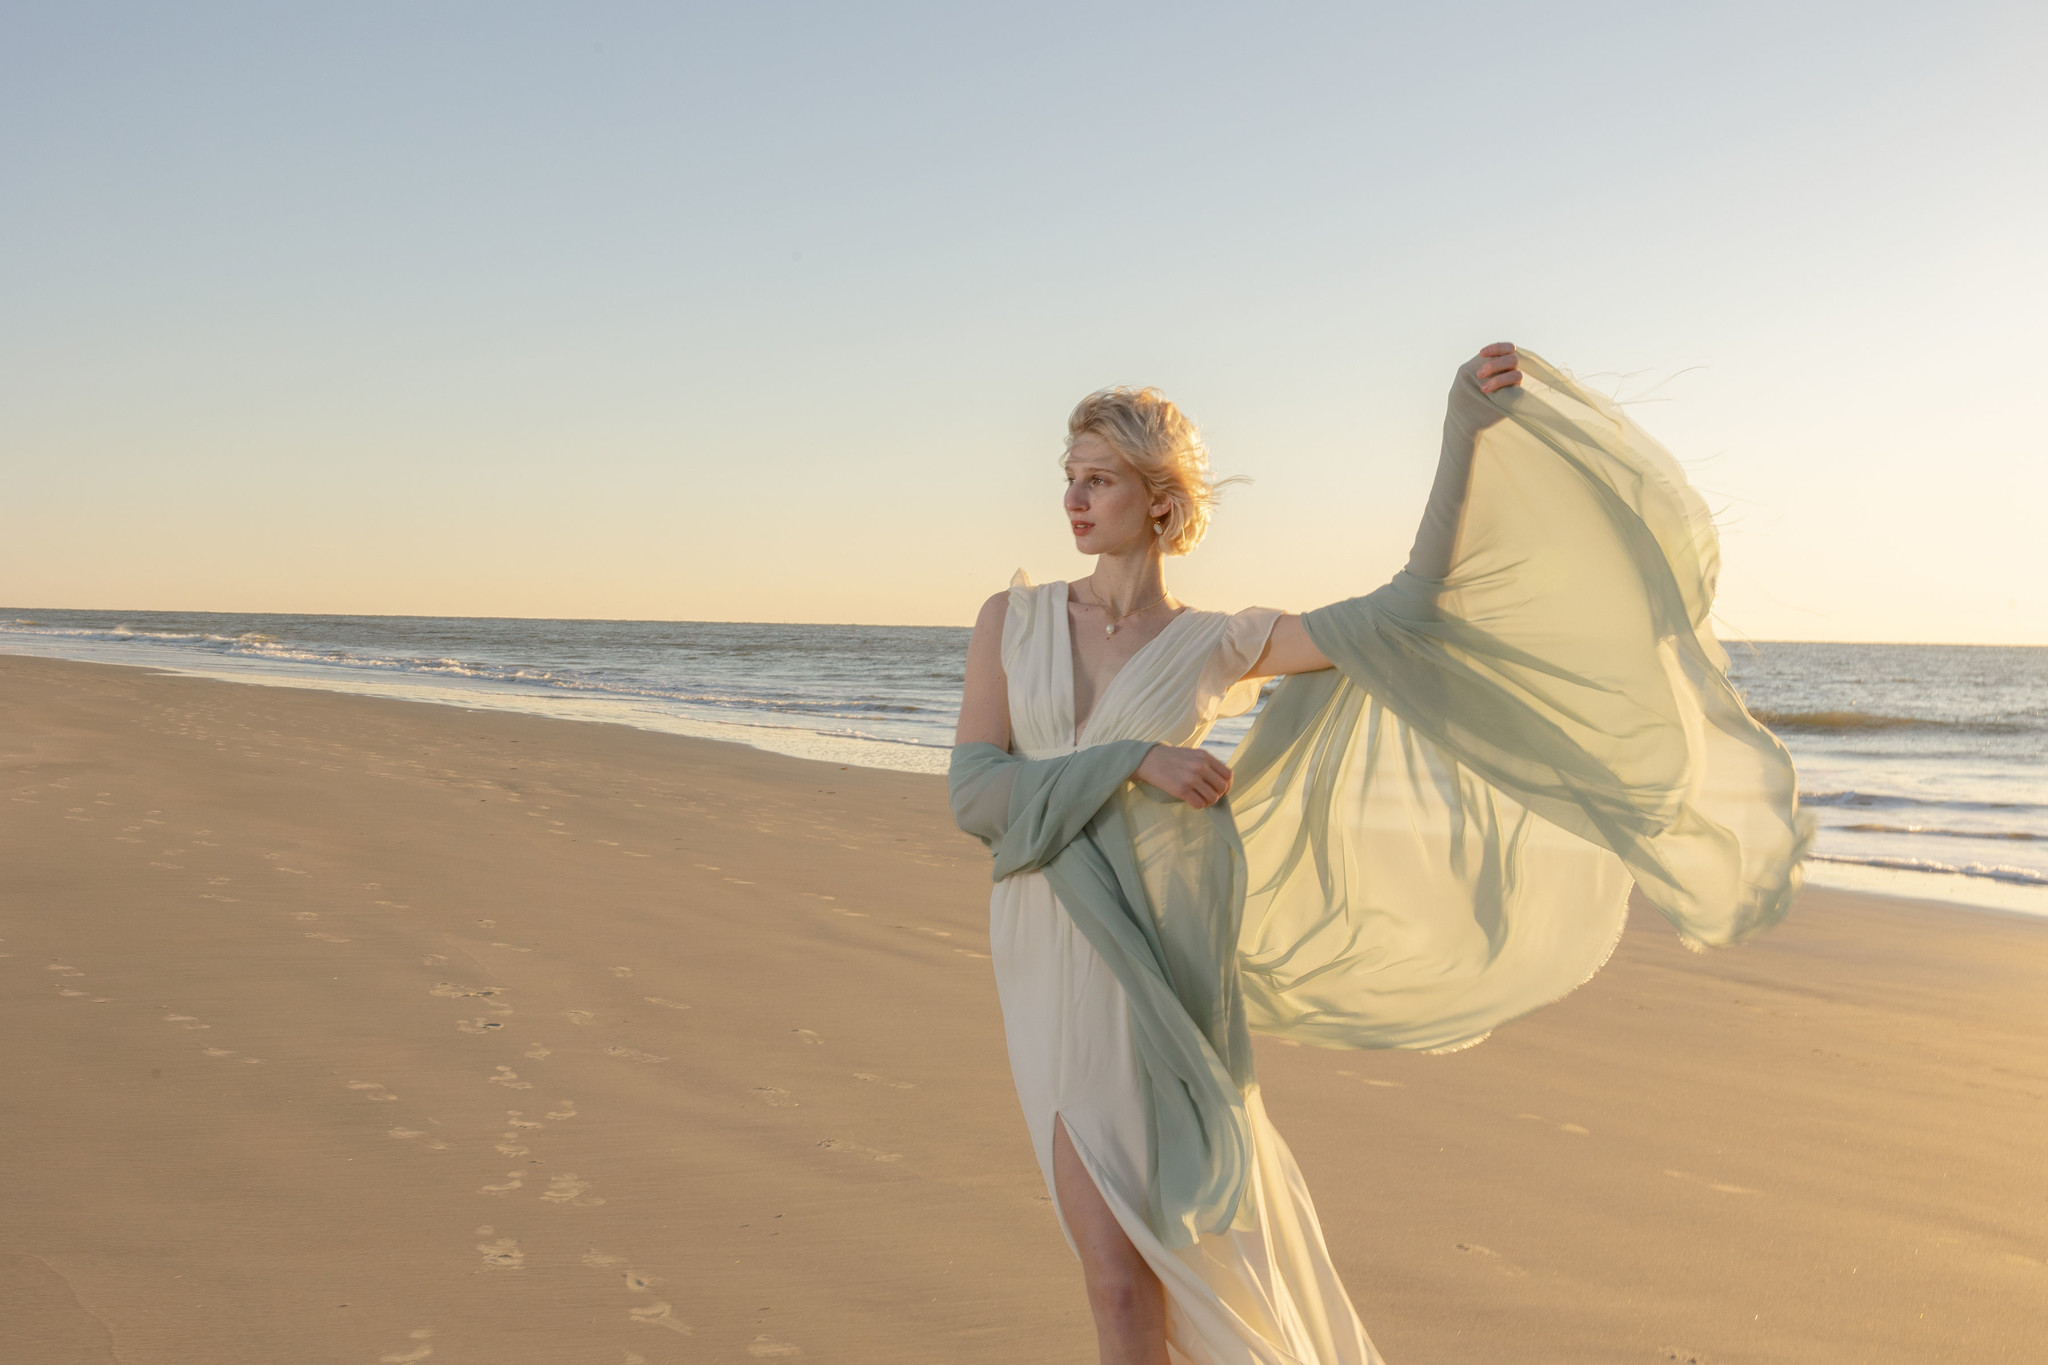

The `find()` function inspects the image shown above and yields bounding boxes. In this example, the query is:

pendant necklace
[1078,585,1169,637]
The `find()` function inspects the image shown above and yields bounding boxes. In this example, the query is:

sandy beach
[2,653,2043,1365]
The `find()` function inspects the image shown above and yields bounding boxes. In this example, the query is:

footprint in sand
[1663,1169,1758,1195]
[792,1029,823,1045]
[581,1248,625,1269]
[853,1072,914,1090]
[524,1043,552,1060]
[165,1014,210,1030]
[388,1128,450,1151]
[545,1100,577,1121]
[489,1067,533,1090]
[540,1172,604,1206]
[816,1138,902,1163]
[375,1327,436,1363]
[306,932,352,943]
[489,942,533,953]
[746,1336,802,1357]
[474,1228,523,1267]
[505,1111,543,1130]
[47,963,85,978]
[605,1045,668,1064]
[564,1010,597,1026]
[294,912,320,921]
[496,1131,532,1157]
[480,1172,525,1194]
[610,966,632,978]
[643,997,690,1011]
[431,984,510,1016]
[1658,1350,1711,1364]
[629,1302,692,1335]
[1558,1123,1590,1136]
[348,1081,398,1102]
[421,955,450,967]
[754,1087,799,1107]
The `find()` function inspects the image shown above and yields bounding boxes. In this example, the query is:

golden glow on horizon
[1,7,2042,644]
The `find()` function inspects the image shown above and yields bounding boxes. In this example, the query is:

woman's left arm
[1244,342,1524,681]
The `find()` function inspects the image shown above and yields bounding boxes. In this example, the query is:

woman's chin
[1073,531,1140,557]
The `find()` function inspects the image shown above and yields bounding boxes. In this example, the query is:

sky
[3,2,2043,643]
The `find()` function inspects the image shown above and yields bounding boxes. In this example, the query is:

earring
[1153,521,1165,535]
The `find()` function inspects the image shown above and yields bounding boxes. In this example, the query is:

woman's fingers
[1476,342,1521,392]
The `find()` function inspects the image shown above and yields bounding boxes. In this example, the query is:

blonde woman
[950,345,1808,1363]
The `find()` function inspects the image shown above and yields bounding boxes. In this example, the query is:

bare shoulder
[956,589,1014,747]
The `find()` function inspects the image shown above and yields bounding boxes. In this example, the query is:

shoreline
[6,646,2039,923]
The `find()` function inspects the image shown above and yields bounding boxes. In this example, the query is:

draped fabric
[951,349,1811,1263]
[954,740,1260,1248]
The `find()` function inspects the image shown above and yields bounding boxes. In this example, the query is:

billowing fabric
[950,351,1808,1361]
[1229,352,1812,1052]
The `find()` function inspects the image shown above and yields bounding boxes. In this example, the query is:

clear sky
[3,3,2043,643]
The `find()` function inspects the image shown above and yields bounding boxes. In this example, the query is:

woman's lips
[1071,521,1093,535]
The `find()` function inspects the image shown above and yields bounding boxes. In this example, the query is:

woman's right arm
[955,590,1012,750]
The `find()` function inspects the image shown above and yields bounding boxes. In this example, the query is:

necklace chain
[1075,583,1170,636]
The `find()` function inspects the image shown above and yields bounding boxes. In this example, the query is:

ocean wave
[0,620,941,724]
[1802,790,2042,814]
[1753,709,1931,731]
[1840,822,2040,841]
[1753,708,2037,736]
[1806,854,2048,886]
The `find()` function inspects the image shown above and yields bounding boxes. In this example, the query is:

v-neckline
[1061,580,1196,746]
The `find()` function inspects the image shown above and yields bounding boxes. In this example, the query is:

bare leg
[1052,1114,1170,1365]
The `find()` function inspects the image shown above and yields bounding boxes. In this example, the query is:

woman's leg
[1052,1114,1170,1365]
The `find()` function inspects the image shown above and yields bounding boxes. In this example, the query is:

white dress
[990,574,1384,1365]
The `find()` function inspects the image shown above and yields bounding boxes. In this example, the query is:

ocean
[4,609,2042,918]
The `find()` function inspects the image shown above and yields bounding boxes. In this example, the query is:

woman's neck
[1081,548,1170,616]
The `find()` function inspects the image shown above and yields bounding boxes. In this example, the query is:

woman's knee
[1083,1262,1161,1332]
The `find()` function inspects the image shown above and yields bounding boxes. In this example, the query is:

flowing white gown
[990,573,1383,1365]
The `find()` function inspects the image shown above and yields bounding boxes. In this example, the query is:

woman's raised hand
[1476,341,1524,394]
[1136,744,1234,809]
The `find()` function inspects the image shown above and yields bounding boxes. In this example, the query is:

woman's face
[1064,434,1166,557]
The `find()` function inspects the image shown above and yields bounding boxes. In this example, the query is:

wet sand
[2,653,2043,1364]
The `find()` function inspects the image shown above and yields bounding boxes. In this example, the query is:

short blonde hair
[1064,386,1236,555]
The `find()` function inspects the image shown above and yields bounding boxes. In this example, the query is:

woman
[950,344,1809,1364]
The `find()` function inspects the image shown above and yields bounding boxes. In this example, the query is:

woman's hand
[1136,744,1234,809]
[1476,341,1523,394]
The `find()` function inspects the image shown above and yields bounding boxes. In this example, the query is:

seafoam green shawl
[950,739,1260,1246]
[951,351,1814,1249]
